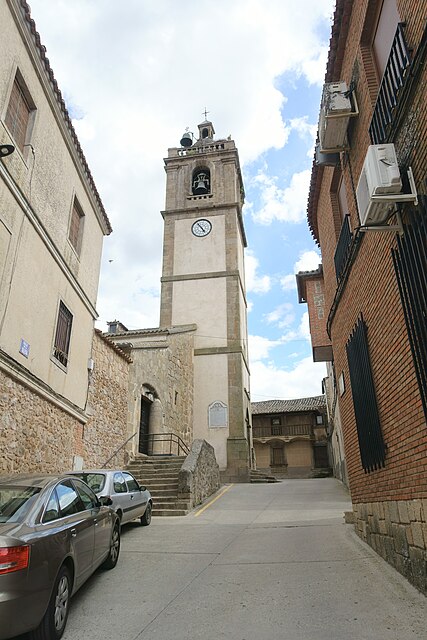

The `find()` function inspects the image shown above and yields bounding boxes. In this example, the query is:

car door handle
[130,495,134,500]
[70,528,77,538]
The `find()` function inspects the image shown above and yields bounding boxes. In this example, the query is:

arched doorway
[138,385,158,455]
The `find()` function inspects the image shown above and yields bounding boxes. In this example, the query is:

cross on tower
[202,107,210,121]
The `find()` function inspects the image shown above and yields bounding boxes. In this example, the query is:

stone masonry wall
[178,439,220,508]
[83,330,130,468]
[0,369,81,473]
[353,500,427,594]
[127,329,194,449]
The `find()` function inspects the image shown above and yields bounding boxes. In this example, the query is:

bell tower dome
[160,117,251,480]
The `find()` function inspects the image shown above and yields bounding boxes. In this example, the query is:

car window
[43,489,60,523]
[122,472,139,492]
[73,480,98,510]
[56,481,83,516]
[72,473,106,493]
[0,485,41,523]
[113,473,127,494]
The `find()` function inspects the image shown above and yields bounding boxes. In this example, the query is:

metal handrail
[102,432,138,467]
[139,433,190,456]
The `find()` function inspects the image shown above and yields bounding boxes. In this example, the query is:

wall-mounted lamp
[0,144,15,158]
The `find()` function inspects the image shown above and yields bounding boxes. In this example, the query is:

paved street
[57,480,426,639]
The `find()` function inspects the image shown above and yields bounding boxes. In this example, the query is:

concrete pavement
[60,479,426,640]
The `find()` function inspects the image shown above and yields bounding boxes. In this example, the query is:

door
[139,396,152,454]
[123,471,147,522]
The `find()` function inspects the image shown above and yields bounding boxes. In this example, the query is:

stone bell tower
[160,118,252,480]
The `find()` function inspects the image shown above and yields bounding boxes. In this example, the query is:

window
[68,198,85,254]
[43,490,60,523]
[56,482,82,517]
[123,472,139,493]
[372,0,400,81]
[271,417,281,426]
[346,316,386,472]
[271,446,285,466]
[73,480,98,510]
[316,415,324,425]
[53,301,73,368]
[192,168,210,195]
[4,72,35,153]
[113,473,127,494]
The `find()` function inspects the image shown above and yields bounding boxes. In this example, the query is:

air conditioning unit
[356,144,402,226]
[319,82,353,152]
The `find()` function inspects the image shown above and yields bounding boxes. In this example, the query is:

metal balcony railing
[253,424,311,438]
[334,215,352,283]
[369,23,412,145]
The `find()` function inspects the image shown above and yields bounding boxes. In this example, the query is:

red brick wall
[315,0,427,504]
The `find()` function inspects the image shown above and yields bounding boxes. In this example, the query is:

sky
[29,0,335,402]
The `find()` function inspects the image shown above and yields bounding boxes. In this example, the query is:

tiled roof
[95,329,132,363]
[18,1,112,234]
[251,396,326,415]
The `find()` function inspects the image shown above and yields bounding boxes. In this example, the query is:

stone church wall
[83,330,130,468]
[123,327,195,452]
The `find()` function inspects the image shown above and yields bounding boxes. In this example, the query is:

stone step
[153,499,190,510]
[153,508,188,517]
[129,463,184,471]
[132,470,181,478]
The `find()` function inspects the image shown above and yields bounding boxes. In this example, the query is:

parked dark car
[68,469,153,526]
[0,473,120,640]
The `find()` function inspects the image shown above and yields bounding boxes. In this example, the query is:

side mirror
[139,485,146,492]
[99,496,113,506]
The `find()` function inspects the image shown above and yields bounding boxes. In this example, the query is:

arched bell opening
[192,167,211,195]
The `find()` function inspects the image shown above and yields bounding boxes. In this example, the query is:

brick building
[299,0,427,593]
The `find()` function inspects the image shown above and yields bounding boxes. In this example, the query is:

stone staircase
[250,469,279,483]
[126,455,190,516]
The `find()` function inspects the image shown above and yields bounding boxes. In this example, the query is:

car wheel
[30,565,71,640]
[102,522,120,569]
[141,502,152,526]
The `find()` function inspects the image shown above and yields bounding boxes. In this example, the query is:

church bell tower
[160,118,251,480]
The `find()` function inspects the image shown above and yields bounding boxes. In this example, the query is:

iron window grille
[392,196,427,422]
[346,316,386,472]
[334,215,352,283]
[369,23,412,145]
[53,302,73,367]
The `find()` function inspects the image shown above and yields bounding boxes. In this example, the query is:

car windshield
[72,473,106,493]
[0,485,41,523]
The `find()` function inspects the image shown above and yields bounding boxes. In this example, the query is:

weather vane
[203,107,210,120]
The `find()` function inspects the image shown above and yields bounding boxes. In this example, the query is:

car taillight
[0,546,30,574]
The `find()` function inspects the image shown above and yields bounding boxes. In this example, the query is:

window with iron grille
[68,199,84,254]
[53,302,73,368]
[392,197,427,422]
[5,74,34,153]
[346,316,386,472]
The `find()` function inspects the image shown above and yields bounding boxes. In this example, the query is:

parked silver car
[0,473,120,640]
[68,470,153,526]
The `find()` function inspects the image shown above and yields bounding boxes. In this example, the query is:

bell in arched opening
[192,169,210,195]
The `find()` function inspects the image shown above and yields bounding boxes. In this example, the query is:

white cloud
[248,335,283,361]
[280,274,297,291]
[251,168,311,225]
[264,303,295,329]
[294,250,322,273]
[245,251,271,294]
[250,357,326,401]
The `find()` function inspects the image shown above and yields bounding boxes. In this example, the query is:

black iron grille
[392,197,427,421]
[369,23,412,145]
[334,215,352,283]
[346,316,386,472]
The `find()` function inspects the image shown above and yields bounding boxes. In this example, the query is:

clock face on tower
[191,219,212,237]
